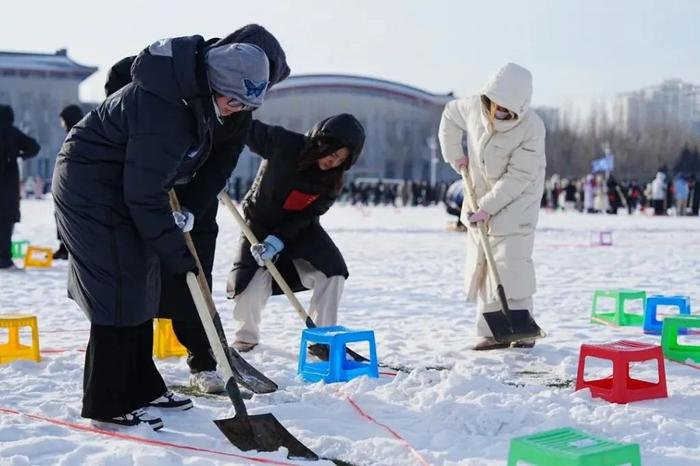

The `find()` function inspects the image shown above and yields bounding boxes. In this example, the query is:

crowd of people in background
[541,169,700,216]
[225,177,452,207]
[17,169,700,218]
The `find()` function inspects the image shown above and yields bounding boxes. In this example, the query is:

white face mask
[211,95,225,125]
[494,109,511,120]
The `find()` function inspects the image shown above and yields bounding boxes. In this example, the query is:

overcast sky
[2,0,698,111]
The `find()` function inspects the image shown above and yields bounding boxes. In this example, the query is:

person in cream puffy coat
[438,62,546,350]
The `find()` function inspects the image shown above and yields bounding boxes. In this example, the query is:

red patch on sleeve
[282,190,319,211]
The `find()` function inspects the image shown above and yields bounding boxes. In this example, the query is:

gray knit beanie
[205,43,270,108]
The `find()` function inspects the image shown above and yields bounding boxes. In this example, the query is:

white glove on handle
[172,209,195,233]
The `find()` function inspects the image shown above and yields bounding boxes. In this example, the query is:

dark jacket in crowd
[0,106,40,223]
[53,35,217,326]
[228,116,364,297]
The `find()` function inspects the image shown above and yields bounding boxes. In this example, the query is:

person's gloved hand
[172,209,195,232]
[449,155,469,174]
[467,209,490,225]
[250,235,284,266]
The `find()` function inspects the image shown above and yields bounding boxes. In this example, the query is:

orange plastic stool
[0,315,41,364]
[23,246,53,268]
[153,318,187,359]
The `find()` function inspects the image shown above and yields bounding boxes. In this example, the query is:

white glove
[172,209,194,232]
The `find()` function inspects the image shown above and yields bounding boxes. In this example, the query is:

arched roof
[0,49,97,80]
[269,74,453,106]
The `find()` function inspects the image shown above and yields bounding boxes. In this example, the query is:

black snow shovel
[170,191,318,460]
[459,166,546,344]
[168,191,277,395]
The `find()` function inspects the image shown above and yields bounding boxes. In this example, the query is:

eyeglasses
[226,98,257,112]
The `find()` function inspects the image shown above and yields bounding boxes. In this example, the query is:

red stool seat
[575,340,667,404]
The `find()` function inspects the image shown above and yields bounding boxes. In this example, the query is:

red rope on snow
[41,348,86,354]
[0,407,298,466]
[37,328,90,334]
[341,394,430,466]
[670,359,700,370]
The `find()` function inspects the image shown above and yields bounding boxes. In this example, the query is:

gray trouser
[476,294,534,337]
[232,258,345,344]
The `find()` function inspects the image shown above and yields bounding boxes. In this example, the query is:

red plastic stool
[575,340,667,404]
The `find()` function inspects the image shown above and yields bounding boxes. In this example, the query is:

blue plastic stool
[298,326,379,383]
[643,295,691,335]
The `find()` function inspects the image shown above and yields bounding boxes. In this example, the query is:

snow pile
[1,200,699,465]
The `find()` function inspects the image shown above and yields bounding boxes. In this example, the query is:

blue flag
[592,154,614,173]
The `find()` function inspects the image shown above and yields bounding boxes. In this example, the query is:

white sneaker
[92,408,163,431]
[189,370,225,394]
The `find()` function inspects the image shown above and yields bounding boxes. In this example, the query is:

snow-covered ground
[1,199,699,466]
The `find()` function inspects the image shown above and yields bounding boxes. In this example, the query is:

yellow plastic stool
[0,315,41,364]
[153,318,187,359]
[23,246,54,268]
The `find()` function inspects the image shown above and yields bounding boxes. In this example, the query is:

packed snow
[1,199,699,465]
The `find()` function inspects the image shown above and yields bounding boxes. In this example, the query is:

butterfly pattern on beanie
[243,79,268,98]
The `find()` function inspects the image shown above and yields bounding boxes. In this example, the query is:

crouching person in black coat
[52,35,270,430]
[227,114,365,358]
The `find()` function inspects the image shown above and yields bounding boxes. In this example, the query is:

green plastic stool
[507,427,641,466]
[11,240,30,259]
[591,290,646,326]
[661,315,700,363]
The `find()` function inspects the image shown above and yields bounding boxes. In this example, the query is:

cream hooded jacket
[439,63,546,302]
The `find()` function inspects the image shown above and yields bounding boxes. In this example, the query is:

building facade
[0,49,96,182]
[615,79,700,136]
[234,74,454,185]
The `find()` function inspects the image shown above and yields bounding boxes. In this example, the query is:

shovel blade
[226,347,278,394]
[214,413,318,460]
[483,308,545,344]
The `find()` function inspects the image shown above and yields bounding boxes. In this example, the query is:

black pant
[172,317,217,373]
[0,218,14,267]
[82,320,167,419]
[652,199,665,215]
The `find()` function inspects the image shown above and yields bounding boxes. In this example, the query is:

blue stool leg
[644,299,660,334]
[329,335,345,382]
[298,332,309,376]
[369,334,379,378]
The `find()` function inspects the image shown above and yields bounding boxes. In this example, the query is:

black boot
[54,243,68,260]
[471,337,510,351]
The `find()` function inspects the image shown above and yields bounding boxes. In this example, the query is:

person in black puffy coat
[227,114,365,358]
[0,105,40,270]
[52,34,270,428]
[103,25,291,394]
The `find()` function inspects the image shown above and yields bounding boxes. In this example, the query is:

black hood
[308,114,365,168]
[0,105,14,129]
[60,105,83,130]
[130,35,208,104]
[209,24,290,89]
